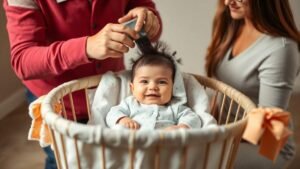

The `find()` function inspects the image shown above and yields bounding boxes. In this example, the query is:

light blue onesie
[106,95,202,130]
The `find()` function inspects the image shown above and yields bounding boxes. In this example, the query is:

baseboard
[294,77,300,92]
[294,85,300,92]
[0,87,26,120]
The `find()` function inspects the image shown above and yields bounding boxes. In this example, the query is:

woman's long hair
[205,0,300,77]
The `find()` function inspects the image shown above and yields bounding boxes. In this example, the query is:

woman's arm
[258,41,299,109]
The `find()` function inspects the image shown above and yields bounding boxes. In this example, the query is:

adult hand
[118,117,140,130]
[118,7,160,40]
[86,23,139,60]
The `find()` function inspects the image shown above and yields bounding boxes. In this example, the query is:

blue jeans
[26,89,57,169]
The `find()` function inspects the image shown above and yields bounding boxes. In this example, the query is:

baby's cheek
[166,92,172,101]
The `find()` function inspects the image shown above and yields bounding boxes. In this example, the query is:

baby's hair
[130,41,180,82]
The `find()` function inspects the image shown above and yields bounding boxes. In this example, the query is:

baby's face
[130,65,173,105]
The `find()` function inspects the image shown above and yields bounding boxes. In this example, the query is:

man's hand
[118,7,160,40]
[86,23,139,60]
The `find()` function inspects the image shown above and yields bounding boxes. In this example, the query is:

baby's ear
[129,83,134,92]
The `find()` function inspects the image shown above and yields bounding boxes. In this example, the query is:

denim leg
[25,89,57,169]
[25,89,37,104]
[43,146,58,169]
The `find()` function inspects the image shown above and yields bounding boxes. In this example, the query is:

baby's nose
[149,83,158,90]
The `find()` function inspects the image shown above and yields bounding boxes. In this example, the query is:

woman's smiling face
[224,0,249,20]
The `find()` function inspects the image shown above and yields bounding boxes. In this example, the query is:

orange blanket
[242,107,292,161]
[28,96,62,147]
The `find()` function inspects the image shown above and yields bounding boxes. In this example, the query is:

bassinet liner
[41,73,256,169]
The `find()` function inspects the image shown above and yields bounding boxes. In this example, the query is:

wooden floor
[0,93,299,169]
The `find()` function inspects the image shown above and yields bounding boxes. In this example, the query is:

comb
[123,18,155,54]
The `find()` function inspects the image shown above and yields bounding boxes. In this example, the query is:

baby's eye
[140,80,148,84]
[158,80,168,84]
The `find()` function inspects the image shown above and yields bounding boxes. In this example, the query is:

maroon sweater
[3,0,161,119]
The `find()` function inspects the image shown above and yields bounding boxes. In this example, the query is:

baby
[106,43,212,130]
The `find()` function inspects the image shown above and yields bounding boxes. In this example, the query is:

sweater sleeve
[258,41,300,109]
[3,0,90,80]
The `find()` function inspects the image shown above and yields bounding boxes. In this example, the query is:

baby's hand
[118,117,140,130]
[164,124,190,131]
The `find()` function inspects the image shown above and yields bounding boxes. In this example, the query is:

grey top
[216,34,300,160]
[217,34,299,109]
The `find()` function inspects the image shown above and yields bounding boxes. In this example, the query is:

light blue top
[106,96,203,130]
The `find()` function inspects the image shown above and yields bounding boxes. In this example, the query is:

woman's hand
[118,7,160,40]
[86,23,139,60]
[118,117,140,130]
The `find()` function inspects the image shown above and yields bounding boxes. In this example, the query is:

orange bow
[28,96,62,147]
[242,107,292,161]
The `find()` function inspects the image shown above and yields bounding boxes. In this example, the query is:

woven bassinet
[41,73,256,169]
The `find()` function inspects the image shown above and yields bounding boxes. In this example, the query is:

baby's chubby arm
[106,96,141,129]
[175,105,203,129]
[106,98,132,127]
[117,117,140,130]
[164,123,190,130]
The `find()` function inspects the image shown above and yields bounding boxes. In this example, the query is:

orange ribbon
[242,107,292,161]
[28,96,62,147]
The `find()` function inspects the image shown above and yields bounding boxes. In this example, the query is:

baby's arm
[174,106,202,129]
[164,105,215,130]
[117,117,140,130]
[164,123,189,130]
[163,106,201,130]
[106,99,131,127]
[106,97,141,129]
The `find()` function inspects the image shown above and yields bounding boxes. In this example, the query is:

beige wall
[147,0,300,91]
[0,4,24,118]
[127,0,300,78]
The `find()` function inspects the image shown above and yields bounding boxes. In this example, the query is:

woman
[205,0,300,168]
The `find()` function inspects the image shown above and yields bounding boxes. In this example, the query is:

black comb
[123,19,155,54]
[135,36,155,54]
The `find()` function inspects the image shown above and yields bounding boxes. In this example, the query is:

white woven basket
[41,73,256,169]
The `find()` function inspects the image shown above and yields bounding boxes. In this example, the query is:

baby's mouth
[145,94,160,97]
